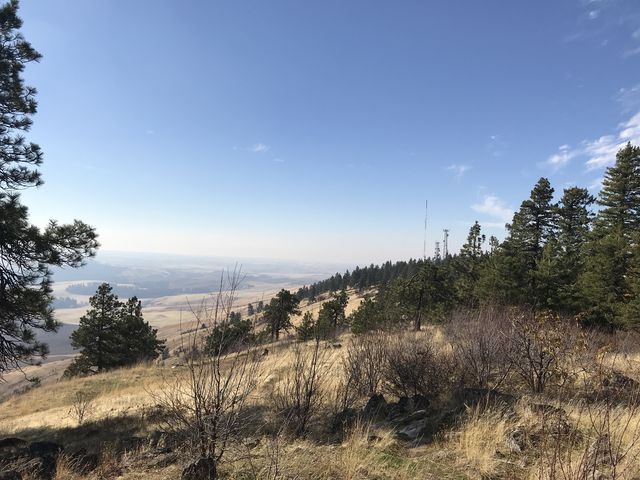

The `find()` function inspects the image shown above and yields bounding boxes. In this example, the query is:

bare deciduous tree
[69,391,92,425]
[272,340,328,437]
[382,332,448,399]
[151,268,261,478]
[343,332,388,397]
[447,307,512,391]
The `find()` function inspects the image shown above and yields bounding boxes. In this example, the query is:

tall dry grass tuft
[451,403,513,475]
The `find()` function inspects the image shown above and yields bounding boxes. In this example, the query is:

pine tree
[579,143,640,326]
[595,143,640,239]
[457,221,486,305]
[0,0,98,375]
[502,177,557,305]
[117,297,165,366]
[69,283,121,373]
[264,289,301,340]
[555,187,594,311]
[68,284,164,374]
[296,312,316,341]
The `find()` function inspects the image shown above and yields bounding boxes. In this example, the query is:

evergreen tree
[579,144,640,327]
[555,187,595,311]
[69,283,121,373]
[595,143,640,239]
[0,0,98,375]
[264,289,301,340]
[117,297,165,366]
[296,311,316,341]
[204,316,253,356]
[68,283,164,374]
[247,303,255,316]
[457,221,486,305]
[317,289,348,333]
[502,177,557,305]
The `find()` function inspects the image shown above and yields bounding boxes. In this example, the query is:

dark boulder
[0,438,27,460]
[363,394,388,420]
[27,442,63,459]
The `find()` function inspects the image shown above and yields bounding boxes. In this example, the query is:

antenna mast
[443,229,449,258]
[423,200,428,260]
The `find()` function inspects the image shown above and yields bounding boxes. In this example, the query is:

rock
[0,438,27,458]
[387,395,430,421]
[182,457,217,480]
[601,371,640,401]
[398,409,428,425]
[363,394,388,420]
[331,343,342,348]
[261,348,269,356]
[506,427,526,454]
[395,418,427,441]
[27,442,63,459]
[242,437,260,450]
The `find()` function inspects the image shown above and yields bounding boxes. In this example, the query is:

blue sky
[17,0,640,264]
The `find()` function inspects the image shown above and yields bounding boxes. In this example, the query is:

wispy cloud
[272,158,284,163]
[623,46,640,57]
[544,110,640,171]
[615,84,640,112]
[250,143,271,153]
[447,164,471,178]
[471,195,513,224]
[544,144,579,170]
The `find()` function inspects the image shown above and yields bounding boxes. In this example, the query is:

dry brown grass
[4,318,640,480]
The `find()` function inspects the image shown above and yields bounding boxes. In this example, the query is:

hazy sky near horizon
[16,0,640,264]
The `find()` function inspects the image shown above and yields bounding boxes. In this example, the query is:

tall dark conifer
[0,0,98,374]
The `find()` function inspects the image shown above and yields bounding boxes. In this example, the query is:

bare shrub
[505,310,577,394]
[537,398,640,479]
[382,332,448,399]
[343,332,388,397]
[151,268,261,474]
[447,307,512,391]
[272,340,328,437]
[330,374,359,415]
[69,391,92,425]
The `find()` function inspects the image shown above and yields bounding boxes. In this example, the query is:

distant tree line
[295,260,423,301]
[301,143,640,332]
